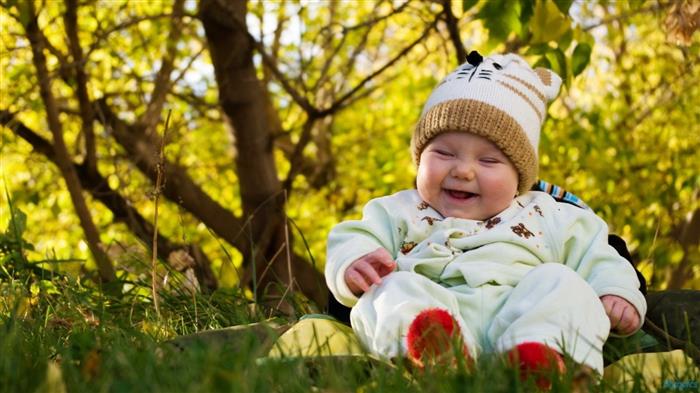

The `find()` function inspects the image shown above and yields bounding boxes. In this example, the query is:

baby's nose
[452,160,476,180]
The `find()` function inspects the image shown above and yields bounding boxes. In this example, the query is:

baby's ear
[534,67,562,101]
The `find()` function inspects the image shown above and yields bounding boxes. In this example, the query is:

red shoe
[406,308,470,369]
[507,342,566,390]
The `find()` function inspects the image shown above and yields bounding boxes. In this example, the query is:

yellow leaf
[530,0,571,44]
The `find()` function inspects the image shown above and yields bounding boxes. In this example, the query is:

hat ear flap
[534,68,562,101]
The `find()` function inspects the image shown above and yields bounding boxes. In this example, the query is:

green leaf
[553,0,574,14]
[558,26,574,51]
[38,279,60,295]
[6,208,27,239]
[545,48,567,82]
[529,0,571,44]
[28,191,40,205]
[533,55,551,69]
[18,1,33,28]
[573,25,595,45]
[519,0,536,26]
[462,0,479,13]
[525,43,551,55]
[571,42,592,76]
[477,0,522,42]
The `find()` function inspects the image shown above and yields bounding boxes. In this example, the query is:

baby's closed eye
[479,157,502,164]
[434,149,454,157]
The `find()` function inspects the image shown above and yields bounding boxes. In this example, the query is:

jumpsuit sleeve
[554,203,647,335]
[325,195,405,307]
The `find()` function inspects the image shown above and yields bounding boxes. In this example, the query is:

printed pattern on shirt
[422,216,442,225]
[511,223,535,239]
[400,241,417,254]
[485,217,502,229]
[534,205,543,217]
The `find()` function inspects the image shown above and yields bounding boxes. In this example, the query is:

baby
[325,52,646,381]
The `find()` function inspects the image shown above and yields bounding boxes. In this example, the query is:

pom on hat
[412,52,562,194]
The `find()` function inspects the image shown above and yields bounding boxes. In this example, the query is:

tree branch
[262,2,287,88]
[64,0,97,175]
[0,110,218,291]
[86,12,179,58]
[309,1,344,93]
[23,1,116,284]
[319,16,438,117]
[282,118,316,193]
[583,3,666,32]
[169,46,206,87]
[310,33,347,93]
[335,16,373,94]
[440,0,467,65]
[338,0,411,33]
[140,0,186,131]
[94,98,252,259]
[249,33,319,115]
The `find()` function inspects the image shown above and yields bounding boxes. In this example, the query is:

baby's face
[416,132,518,221]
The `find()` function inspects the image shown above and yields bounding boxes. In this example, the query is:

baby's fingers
[355,261,383,285]
[616,305,641,334]
[366,248,396,276]
[345,268,371,294]
[601,297,617,316]
[601,297,625,330]
[603,298,641,334]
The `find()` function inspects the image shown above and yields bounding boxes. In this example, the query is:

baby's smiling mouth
[445,189,477,200]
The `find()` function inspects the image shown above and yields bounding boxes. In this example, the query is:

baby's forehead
[427,132,504,152]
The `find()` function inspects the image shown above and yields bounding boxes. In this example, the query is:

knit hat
[412,51,562,194]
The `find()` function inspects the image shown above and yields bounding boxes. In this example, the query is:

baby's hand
[600,295,641,335]
[344,248,397,296]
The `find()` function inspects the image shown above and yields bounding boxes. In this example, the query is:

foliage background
[0,0,698,309]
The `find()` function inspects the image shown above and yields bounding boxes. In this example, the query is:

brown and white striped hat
[412,51,562,194]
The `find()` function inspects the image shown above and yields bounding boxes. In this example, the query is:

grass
[1,273,698,393]
[0,204,698,392]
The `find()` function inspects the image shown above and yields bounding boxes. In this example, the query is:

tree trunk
[199,0,326,308]
[668,208,700,289]
[94,93,326,306]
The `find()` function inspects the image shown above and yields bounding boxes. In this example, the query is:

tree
[539,0,700,289]
[1,0,697,313]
